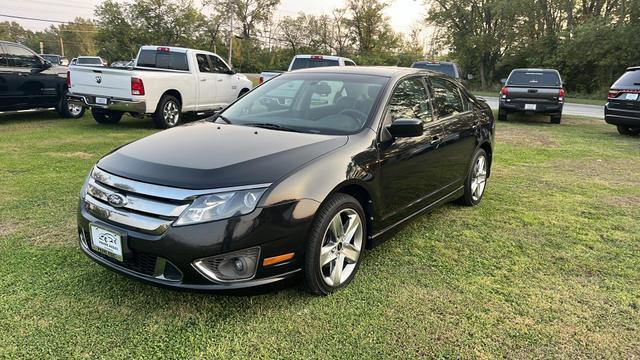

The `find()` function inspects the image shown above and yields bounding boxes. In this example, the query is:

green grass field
[0,111,639,358]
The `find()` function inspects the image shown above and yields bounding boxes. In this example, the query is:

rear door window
[507,71,561,87]
[429,77,464,119]
[4,44,41,68]
[137,49,189,71]
[612,70,640,88]
[196,54,212,73]
[290,58,340,70]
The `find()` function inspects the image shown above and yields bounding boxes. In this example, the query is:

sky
[1,0,425,34]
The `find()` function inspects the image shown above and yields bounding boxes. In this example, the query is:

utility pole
[228,1,233,66]
[39,41,44,54]
[59,37,65,56]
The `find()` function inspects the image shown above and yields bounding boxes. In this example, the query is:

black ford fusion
[77,67,494,295]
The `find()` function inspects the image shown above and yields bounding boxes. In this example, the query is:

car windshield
[219,73,388,135]
[612,70,640,88]
[290,58,340,70]
[78,57,102,65]
[412,63,457,78]
[508,71,561,87]
[42,55,58,63]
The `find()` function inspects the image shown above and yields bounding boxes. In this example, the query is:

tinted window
[344,60,356,66]
[208,55,229,73]
[78,57,102,65]
[388,77,432,123]
[612,70,640,87]
[507,71,561,86]
[221,73,387,135]
[290,58,340,70]
[196,54,211,72]
[42,55,59,64]
[430,77,464,118]
[412,63,457,78]
[5,44,41,68]
[137,50,189,71]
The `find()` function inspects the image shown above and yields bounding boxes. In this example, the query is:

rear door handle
[200,78,207,82]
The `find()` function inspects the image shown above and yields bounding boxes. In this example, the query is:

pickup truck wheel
[153,95,181,129]
[57,96,85,119]
[91,109,123,124]
[550,114,562,124]
[498,108,507,121]
[616,125,639,135]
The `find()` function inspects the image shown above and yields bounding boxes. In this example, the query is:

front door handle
[200,78,207,82]
[217,79,223,82]
[430,135,442,145]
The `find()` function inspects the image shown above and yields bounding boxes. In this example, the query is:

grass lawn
[0,111,639,358]
[472,90,606,106]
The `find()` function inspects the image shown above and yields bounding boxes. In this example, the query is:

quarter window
[5,44,41,68]
[430,77,464,118]
[387,77,432,123]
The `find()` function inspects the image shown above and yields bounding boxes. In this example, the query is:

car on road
[605,66,640,135]
[0,41,84,118]
[68,45,253,128]
[77,66,494,295]
[259,55,356,84]
[41,53,69,66]
[411,61,462,81]
[498,68,565,123]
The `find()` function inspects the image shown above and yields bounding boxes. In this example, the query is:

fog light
[192,247,260,283]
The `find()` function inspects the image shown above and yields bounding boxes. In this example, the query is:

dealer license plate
[90,224,123,262]
[524,104,537,110]
[95,97,108,105]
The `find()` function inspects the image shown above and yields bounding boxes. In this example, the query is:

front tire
[550,113,562,124]
[457,148,488,206]
[617,125,639,135]
[91,109,123,124]
[498,108,507,121]
[304,193,366,296]
[57,96,85,119]
[153,95,181,129]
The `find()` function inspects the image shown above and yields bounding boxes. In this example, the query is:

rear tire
[91,109,123,124]
[550,113,562,124]
[617,125,639,135]
[57,96,85,119]
[304,193,366,296]
[498,108,507,121]
[456,148,488,206]
[152,95,181,129]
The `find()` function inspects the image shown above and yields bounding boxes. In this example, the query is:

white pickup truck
[259,55,356,84]
[68,46,253,128]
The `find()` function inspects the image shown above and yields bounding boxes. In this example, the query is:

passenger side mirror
[500,78,507,85]
[387,118,424,138]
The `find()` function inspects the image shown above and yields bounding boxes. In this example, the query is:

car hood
[97,122,348,189]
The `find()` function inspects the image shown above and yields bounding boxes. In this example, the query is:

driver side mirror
[31,61,51,74]
[226,67,237,75]
[387,118,424,138]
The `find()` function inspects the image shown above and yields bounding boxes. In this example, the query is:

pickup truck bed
[499,69,565,124]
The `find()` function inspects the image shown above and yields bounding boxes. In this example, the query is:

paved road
[480,96,604,119]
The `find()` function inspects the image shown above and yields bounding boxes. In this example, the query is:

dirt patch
[599,194,640,209]
[560,117,602,125]
[0,221,19,237]
[550,158,640,186]
[46,152,94,160]
[498,127,560,148]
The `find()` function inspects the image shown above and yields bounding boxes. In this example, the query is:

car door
[0,43,30,110]
[377,76,446,226]
[3,43,58,109]
[195,53,217,111]
[208,54,237,105]
[427,76,478,190]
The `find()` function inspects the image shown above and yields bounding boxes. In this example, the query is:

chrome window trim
[87,178,189,217]
[92,167,272,201]
[84,195,172,234]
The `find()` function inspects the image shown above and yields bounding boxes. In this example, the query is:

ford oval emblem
[96,75,102,84]
[107,193,127,208]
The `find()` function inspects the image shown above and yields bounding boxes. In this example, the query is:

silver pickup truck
[498,68,565,124]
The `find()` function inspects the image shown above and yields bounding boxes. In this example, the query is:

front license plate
[625,93,639,101]
[95,97,108,105]
[90,224,123,262]
[525,104,537,110]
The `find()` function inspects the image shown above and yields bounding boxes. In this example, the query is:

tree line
[1,0,638,95]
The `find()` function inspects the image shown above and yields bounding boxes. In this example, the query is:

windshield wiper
[210,114,231,124]
[244,122,302,133]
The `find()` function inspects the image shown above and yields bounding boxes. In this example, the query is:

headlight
[175,188,267,226]
[80,166,94,199]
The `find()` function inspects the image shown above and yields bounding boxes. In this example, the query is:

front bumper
[77,197,319,291]
[499,98,563,114]
[68,93,146,114]
[604,103,640,127]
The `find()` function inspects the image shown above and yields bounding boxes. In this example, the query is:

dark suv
[0,41,84,118]
[499,69,565,124]
[605,66,640,135]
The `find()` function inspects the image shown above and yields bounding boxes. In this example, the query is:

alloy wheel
[163,101,180,126]
[319,208,363,287]
[471,155,487,201]
[68,103,83,117]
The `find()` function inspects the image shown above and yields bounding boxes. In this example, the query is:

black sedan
[77,67,494,295]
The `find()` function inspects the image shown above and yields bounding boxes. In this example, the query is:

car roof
[412,61,456,65]
[626,66,640,71]
[511,68,559,73]
[285,66,446,79]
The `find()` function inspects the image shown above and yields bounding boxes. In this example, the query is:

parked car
[76,66,494,295]
[75,56,107,67]
[110,60,133,68]
[411,61,462,81]
[68,45,253,128]
[605,66,640,135]
[498,68,565,123]
[0,41,84,118]
[259,55,356,84]
[41,53,69,66]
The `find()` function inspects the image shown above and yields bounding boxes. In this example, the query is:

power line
[0,13,71,24]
